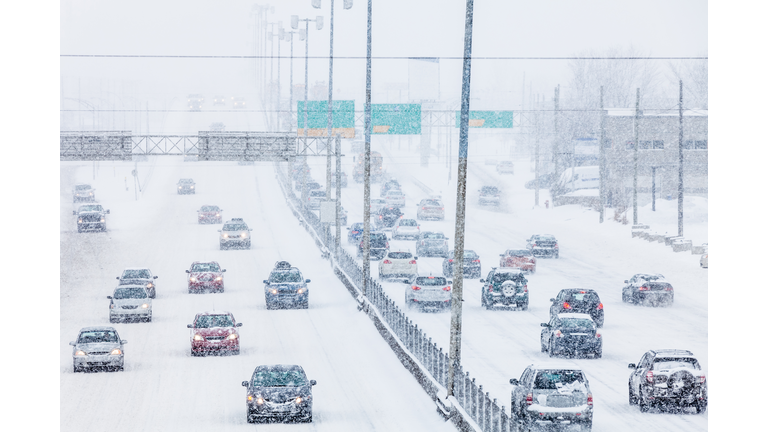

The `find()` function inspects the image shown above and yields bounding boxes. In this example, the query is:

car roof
[191,261,219,265]
[528,361,583,371]
[123,267,150,271]
[493,268,523,274]
[634,273,666,280]
[195,311,234,317]
[556,313,594,320]
[79,326,118,332]
[650,349,695,357]
[560,288,598,295]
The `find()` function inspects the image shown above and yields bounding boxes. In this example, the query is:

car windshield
[559,318,595,328]
[381,208,401,215]
[200,206,219,212]
[78,330,119,344]
[223,224,248,231]
[118,279,145,286]
[75,185,91,191]
[191,263,220,272]
[179,179,193,184]
[422,200,442,206]
[252,369,308,387]
[481,187,499,194]
[388,252,413,259]
[492,272,523,283]
[534,370,586,390]
[310,191,326,197]
[415,276,447,286]
[269,270,303,283]
[422,232,445,239]
[122,269,150,279]
[113,288,147,299]
[195,314,234,328]
[399,219,417,227]
[654,357,700,370]
[507,250,532,257]
[78,205,103,212]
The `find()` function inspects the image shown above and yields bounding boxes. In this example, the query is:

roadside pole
[633,88,640,225]
[678,80,684,237]
[335,134,342,257]
[361,0,372,298]
[599,86,605,223]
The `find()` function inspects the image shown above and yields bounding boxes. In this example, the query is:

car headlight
[189,277,196,282]
[256,397,264,405]
[295,397,303,404]
[223,233,229,238]
[100,218,105,222]
[141,303,149,309]
[78,218,83,223]
[89,192,93,196]
[190,186,194,189]
[215,276,222,281]
[227,333,238,340]
[110,349,122,355]
[270,289,278,294]
[193,334,204,341]
[241,233,247,238]
[75,350,86,356]
[147,282,153,288]
[178,186,182,189]
[110,304,114,309]
[298,288,305,294]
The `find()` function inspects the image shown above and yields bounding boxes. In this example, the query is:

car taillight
[532,243,536,247]
[665,287,673,291]
[488,286,493,292]
[412,286,421,290]
[409,260,417,264]
[639,285,649,291]
[645,371,654,383]
[563,302,571,309]
[449,259,453,263]
[443,286,451,291]
[554,330,563,338]
[422,207,426,210]
[699,375,706,384]
[595,332,601,338]
[526,393,533,406]
[421,241,425,245]
[524,285,528,293]
[383,260,392,264]
[587,394,593,407]
[386,242,389,248]
[597,303,603,310]
[441,207,444,210]
[554,243,559,249]
[473,259,480,262]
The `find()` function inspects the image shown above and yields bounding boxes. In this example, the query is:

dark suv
[442,250,481,279]
[526,234,559,258]
[358,232,389,260]
[549,289,604,327]
[263,261,310,309]
[374,206,404,230]
[628,349,707,413]
[622,274,674,306]
[480,268,528,310]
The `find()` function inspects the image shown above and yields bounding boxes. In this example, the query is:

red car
[197,205,223,224]
[187,311,242,356]
[186,261,226,293]
[499,249,537,273]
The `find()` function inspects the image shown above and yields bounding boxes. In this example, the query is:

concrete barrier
[691,245,707,254]
[672,239,693,252]
[665,235,683,245]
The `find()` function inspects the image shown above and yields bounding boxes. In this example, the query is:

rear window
[492,272,524,283]
[534,235,556,241]
[388,252,413,259]
[559,318,595,328]
[310,191,326,197]
[387,191,404,196]
[399,219,417,227]
[653,357,700,370]
[481,187,499,193]
[534,370,585,390]
[422,200,442,206]
[191,263,220,272]
[415,276,447,286]
[565,292,599,302]
[506,250,531,257]
[422,232,445,239]
[350,223,363,230]
[648,283,672,291]
[463,250,478,259]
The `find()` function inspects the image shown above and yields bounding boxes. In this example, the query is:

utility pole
[599,86,605,223]
[362,0,372,298]
[553,85,560,180]
[652,166,658,211]
[633,88,640,225]
[678,80,684,237]
[534,96,539,206]
[335,134,342,257]
[447,0,474,399]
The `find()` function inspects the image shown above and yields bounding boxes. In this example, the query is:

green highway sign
[455,111,513,128]
[372,104,421,135]
[297,100,355,137]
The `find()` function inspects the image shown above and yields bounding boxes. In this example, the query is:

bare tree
[668,57,708,109]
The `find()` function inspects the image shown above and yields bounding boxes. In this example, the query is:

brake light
[526,393,533,406]
[554,243,559,249]
[563,302,571,309]
[386,242,389,248]
[441,207,444,210]
[412,286,421,290]
[488,286,493,293]
[595,332,601,338]
[449,259,453,263]
[443,286,451,291]
[409,260,417,264]
[699,375,706,384]
[383,260,392,264]
[554,330,563,338]
[422,207,426,210]
[524,285,528,293]
[579,291,586,293]
[532,243,536,247]
[421,241,425,245]
[587,394,593,407]
[639,285,649,291]
[597,303,603,310]
[645,371,654,383]
[665,287,673,291]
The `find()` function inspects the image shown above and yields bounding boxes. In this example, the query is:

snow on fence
[274,162,515,432]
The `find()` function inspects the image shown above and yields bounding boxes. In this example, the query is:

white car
[392,218,420,240]
[219,218,253,249]
[378,251,418,280]
[116,267,158,298]
[496,161,514,174]
[308,190,326,209]
[700,253,708,268]
[70,326,126,372]
[417,198,445,220]
[108,286,152,323]
[384,189,406,207]
[405,275,452,311]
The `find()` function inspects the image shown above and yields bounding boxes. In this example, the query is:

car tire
[77,227,83,233]
[548,337,556,358]
[639,392,650,412]
[145,315,152,323]
[629,383,637,405]
[594,349,602,359]
[581,420,592,431]
[220,244,225,250]
[302,301,309,309]
[695,400,707,413]
[233,348,240,356]
[555,253,559,259]
[247,412,256,424]
[622,292,629,303]
[109,316,116,323]
[520,303,528,311]
[73,365,80,373]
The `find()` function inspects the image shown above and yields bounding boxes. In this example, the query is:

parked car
[384,189,406,208]
[416,231,449,258]
[70,326,127,372]
[549,289,604,327]
[73,203,109,233]
[480,268,528,310]
[509,363,594,431]
[116,267,158,298]
[358,232,389,260]
[499,249,537,273]
[219,218,253,250]
[108,286,152,323]
[197,205,223,224]
[524,173,556,189]
[177,178,195,194]
[186,261,226,293]
[526,234,559,258]
[374,206,404,230]
[378,251,418,280]
[72,183,95,202]
[621,274,673,306]
[187,311,242,356]
[496,160,514,174]
[307,190,326,209]
[347,222,365,244]
[417,198,445,220]
[263,261,310,310]
[478,186,501,206]
[540,313,602,358]
[442,250,481,278]
[392,218,420,240]
[404,275,452,311]
[628,349,707,413]
[380,179,401,196]
[242,364,316,423]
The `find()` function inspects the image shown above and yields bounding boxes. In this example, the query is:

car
[307,181,323,191]
[331,172,348,188]
[384,189,406,208]
[219,218,253,249]
[73,203,109,233]
[404,275,452,311]
[72,183,95,202]
[108,285,152,323]
[415,231,449,258]
[499,249,537,273]
[480,268,528,310]
[621,274,674,306]
[509,363,594,431]
[628,349,707,413]
[347,222,365,244]
[525,173,556,189]
[187,94,204,110]
[540,313,602,358]
[416,198,445,220]
[307,190,326,209]
[242,364,316,423]
[177,178,195,194]
[197,205,223,224]
[700,252,708,268]
[549,289,604,327]
[378,251,418,280]
[116,267,158,298]
[186,261,226,293]
[358,231,389,261]
[370,198,387,214]
[292,161,310,182]
[233,97,246,108]
[380,179,401,196]
[442,249,481,278]
[392,218,420,240]
[70,326,127,372]
[338,206,348,226]
[526,234,559,258]
[374,206,404,230]
[478,186,501,206]
[496,160,515,174]
[187,311,242,356]
[263,261,310,309]
[212,95,226,106]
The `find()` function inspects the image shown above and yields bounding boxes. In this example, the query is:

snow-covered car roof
[528,361,583,371]
[79,326,118,332]
[651,349,695,357]
[494,268,524,274]
[122,267,151,271]
[195,311,234,316]
[556,313,594,321]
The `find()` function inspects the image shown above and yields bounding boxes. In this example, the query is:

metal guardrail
[273,162,515,432]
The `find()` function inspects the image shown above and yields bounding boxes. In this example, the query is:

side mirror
[540,323,548,327]
[187,324,193,328]
[154,276,158,279]
[549,298,555,302]
[448,281,453,285]
[185,270,190,273]
[222,269,227,272]
[116,277,120,280]
[624,280,629,284]
[250,229,253,231]
[414,257,418,260]
[263,280,269,284]
[305,279,311,283]
[628,363,637,369]
[310,380,317,386]
[479,279,485,283]
[499,254,504,257]
[242,381,249,387]
[121,340,128,344]
[107,296,112,299]
[346,227,350,230]
[217,230,222,232]
[69,341,76,346]
[106,210,110,214]
[236,323,243,327]
[72,211,77,215]
[509,378,519,385]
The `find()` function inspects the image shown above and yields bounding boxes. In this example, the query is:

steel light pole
[283,29,298,133]
[362,0,373,298]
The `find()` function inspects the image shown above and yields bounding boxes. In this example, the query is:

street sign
[454,111,513,128]
[297,100,355,138]
[371,104,421,135]
[319,201,336,223]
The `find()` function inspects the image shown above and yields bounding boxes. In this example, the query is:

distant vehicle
[549,289,604,327]
[553,165,599,195]
[70,326,127,372]
[354,151,383,182]
[374,206,404,230]
[509,363,594,431]
[628,349,707,413]
[499,249,536,273]
[116,267,158,298]
[187,311,242,356]
[526,234,559,258]
[622,274,673,306]
[700,252,708,268]
[242,364,316,423]
[480,268,528,310]
[378,251,418,280]
[384,189,406,208]
[331,172,348,188]
[187,94,204,111]
[292,161,310,182]
[417,198,445,220]
[404,275,451,311]
[392,218,420,240]
[72,184,95,202]
[541,314,602,358]
[108,286,152,323]
[307,190,326,209]
[263,261,310,310]
[212,95,226,106]
[186,261,226,293]
[177,178,195,194]
[233,97,246,109]
[380,179,401,196]
[73,204,109,233]
[358,231,389,260]
[442,249,481,279]
[307,181,323,191]
[415,231,449,258]
[496,161,515,174]
[370,198,387,214]
[347,222,364,244]
[478,186,501,206]
[197,205,223,224]
[525,173,556,190]
[338,206,348,226]
[219,218,253,250]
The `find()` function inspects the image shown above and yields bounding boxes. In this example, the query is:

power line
[60,54,708,60]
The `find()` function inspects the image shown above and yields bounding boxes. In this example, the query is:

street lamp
[267,21,288,131]
[281,29,299,133]
[251,4,274,110]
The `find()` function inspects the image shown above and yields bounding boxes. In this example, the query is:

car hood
[190,272,222,279]
[112,298,151,307]
[267,283,305,290]
[194,327,236,337]
[75,342,121,353]
[251,385,312,403]
[78,211,104,216]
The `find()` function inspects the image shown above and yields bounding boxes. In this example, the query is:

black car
[549,289,604,327]
[416,231,449,258]
[628,349,707,413]
[357,232,389,260]
[622,274,674,306]
[541,314,602,358]
[442,250,481,279]
[263,262,310,309]
[242,364,316,423]
[177,178,195,194]
[524,173,556,189]
[74,204,110,233]
[480,268,528,310]
[374,206,404,230]
[526,234,559,258]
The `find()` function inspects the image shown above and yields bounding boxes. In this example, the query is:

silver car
[404,275,452,311]
[116,267,157,298]
[72,183,95,202]
[108,286,152,323]
[70,326,127,372]
[219,218,253,250]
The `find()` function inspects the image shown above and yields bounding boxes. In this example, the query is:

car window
[388,252,413,259]
[415,276,448,286]
[351,224,363,230]
[565,292,599,302]
[75,185,91,191]
[191,263,220,272]
[492,272,523,284]
[481,187,499,193]
[252,370,308,387]
[507,250,532,257]
[78,205,103,212]
[122,269,150,279]
[559,318,595,328]
[195,314,234,328]
[223,224,248,231]
[423,200,441,206]
[200,206,219,212]
[78,330,119,344]
[653,357,700,370]
[422,232,445,239]
[310,191,326,197]
[463,250,478,259]
[113,288,148,299]
[533,370,586,390]
[269,270,303,283]
[399,219,417,227]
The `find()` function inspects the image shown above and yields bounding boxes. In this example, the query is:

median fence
[274,162,515,432]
